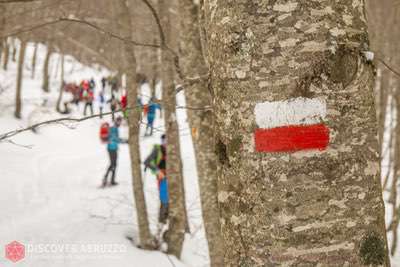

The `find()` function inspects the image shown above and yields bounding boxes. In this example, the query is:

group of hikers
[62,76,128,119]
[96,80,168,225]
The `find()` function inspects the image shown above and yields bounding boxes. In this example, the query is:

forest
[0,0,399,266]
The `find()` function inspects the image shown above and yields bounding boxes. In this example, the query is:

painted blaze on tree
[206,0,389,266]
[254,97,329,152]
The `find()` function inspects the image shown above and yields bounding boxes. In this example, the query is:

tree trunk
[117,0,154,249]
[42,46,52,93]
[178,0,223,266]
[159,0,186,258]
[11,39,17,62]
[150,39,159,97]
[0,6,5,62]
[15,40,26,119]
[205,1,389,266]
[56,54,65,113]
[3,39,9,70]
[31,42,38,79]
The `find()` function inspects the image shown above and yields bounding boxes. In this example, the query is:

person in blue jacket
[102,116,126,187]
[145,97,162,136]
[144,134,168,223]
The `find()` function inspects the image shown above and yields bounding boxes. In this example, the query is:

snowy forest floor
[0,43,208,267]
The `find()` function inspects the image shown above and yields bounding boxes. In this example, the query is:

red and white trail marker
[254,97,329,153]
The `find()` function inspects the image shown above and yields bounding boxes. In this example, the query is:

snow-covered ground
[0,42,208,267]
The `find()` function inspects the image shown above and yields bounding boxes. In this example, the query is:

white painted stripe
[255,97,326,128]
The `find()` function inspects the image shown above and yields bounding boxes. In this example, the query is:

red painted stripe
[255,124,329,152]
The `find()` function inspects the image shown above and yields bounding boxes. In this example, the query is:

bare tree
[116,0,155,249]
[15,40,26,118]
[55,53,64,113]
[31,42,38,79]
[42,43,52,92]
[158,0,186,258]
[177,0,223,266]
[2,38,9,70]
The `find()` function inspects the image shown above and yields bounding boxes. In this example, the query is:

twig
[377,57,400,78]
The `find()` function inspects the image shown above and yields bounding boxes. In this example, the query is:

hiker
[107,94,119,121]
[144,134,168,223]
[83,89,94,116]
[98,91,106,119]
[89,78,96,92]
[102,116,126,187]
[101,77,107,91]
[120,92,128,118]
[145,98,161,136]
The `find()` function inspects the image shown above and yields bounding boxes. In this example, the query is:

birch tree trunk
[205,1,389,266]
[15,40,26,119]
[178,0,223,265]
[31,42,38,79]
[159,0,186,258]
[42,46,52,93]
[117,0,154,249]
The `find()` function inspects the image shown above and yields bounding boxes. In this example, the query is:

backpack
[100,122,110,143]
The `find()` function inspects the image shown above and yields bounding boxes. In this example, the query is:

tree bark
[117,0,154,249]
[3,39,9,70]
[205,1,389,266]
[178,0,223,266]
[159,0,186,258]
[15,40,26,119]
[31,42,38,79]
[56,54,65,113]
[42,46,52,93]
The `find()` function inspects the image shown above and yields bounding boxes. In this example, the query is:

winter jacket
[147,102,161,117]
[107,126,121,151]
[144,144,166,174]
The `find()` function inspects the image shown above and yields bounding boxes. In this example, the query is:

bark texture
[42,46,52,93]
[159,0,186,258]
[15,40,26,119]
[178,0,223,266]
[205,1,389,266]
[117,0,154,249]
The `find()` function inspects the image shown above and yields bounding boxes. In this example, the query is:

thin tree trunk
[56,54,65,113]
[117,0,154,249]
[3,39,9,70]
[150,39,159,97]
[31,42,38,79]
[0,7,5,62]
[159,0,186,258]
[15,40,26,119]
[31,43,39,79]
[11,39,17,62]
[178,0,223,266]
[42,46,52,93]
[205,1,389,266]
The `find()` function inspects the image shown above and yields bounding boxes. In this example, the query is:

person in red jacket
[120,92,128,118]
[83,89,94,116]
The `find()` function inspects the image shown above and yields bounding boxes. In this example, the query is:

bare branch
[0,0,39,3]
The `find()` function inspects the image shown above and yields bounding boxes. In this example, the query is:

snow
[0,42,208,267]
